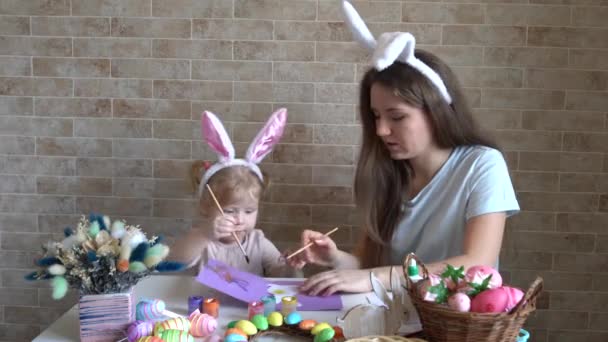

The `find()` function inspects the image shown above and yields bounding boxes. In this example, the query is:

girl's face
[222,193,259,234]
[370,83,436,160]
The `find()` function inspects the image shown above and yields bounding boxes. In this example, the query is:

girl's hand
[211,215,240,241]
[299,269,373,296]
[285,230,339,269]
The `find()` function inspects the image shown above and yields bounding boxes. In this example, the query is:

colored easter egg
[136,299,166,321]
[251,314,269,331]
[128,320,155,342]
[224,328,247,338]
[284,312,302,325]
[159,329,194,342]
[235,320,258,335]
[189,313,217,337]
[465,265,503,289]
[267,312,283,327]
[333,326,344,339]
[224,334,247,342]
[311,322,332,335]
[227,321,237,329]
[313,328,335,342]
[470,286,523,313]
[137,337,164,342]
[448,293,471,312]
[154,317,190,336]
[298,319,317,330]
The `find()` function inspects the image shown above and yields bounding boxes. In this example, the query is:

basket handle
[510,276,543,315]
[403,253,429,291]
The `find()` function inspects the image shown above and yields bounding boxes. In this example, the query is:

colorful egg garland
[224,310,341,342]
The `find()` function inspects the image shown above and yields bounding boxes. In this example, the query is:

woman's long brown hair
[355,50,498,269]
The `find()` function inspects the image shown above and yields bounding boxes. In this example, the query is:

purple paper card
[270,280,343,311]
[196,259,268,303]
[196,259,343,311]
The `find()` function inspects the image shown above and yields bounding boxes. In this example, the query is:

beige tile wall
[0,0,606,340]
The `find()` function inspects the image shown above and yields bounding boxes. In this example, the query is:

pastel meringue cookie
[447,293,471,312]
[470,286,524,313]
[465,265,503,289]
[189,313,217,337]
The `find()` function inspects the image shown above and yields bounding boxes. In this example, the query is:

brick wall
[0,0,606,341]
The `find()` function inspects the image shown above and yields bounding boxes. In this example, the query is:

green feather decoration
[129,261,148,273]
[51,276,68,300]
[88,221,100,238]
[144,244,169,268]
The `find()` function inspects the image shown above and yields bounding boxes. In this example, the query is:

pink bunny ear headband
[342,0,452,104]
[198,108,287,195]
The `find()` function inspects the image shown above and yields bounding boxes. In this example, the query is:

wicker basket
[403,254,542,342]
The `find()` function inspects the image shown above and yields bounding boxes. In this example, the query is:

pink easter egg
[470,286,524,313]
[128,320,155,342]
[447,293,471,312]
[189,313,218,337]
[465,265,502,289]
[188,308,201,320]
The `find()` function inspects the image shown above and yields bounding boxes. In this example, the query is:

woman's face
[370,83,435,160]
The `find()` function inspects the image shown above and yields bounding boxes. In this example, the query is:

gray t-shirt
[390,145,519,265]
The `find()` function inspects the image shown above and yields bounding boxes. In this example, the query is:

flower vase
[79,289,134,342]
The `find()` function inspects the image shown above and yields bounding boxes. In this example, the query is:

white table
[34,275,421,341]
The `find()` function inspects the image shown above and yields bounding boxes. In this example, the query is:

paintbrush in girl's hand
[205,184,250,264]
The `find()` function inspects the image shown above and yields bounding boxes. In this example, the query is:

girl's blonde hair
[191,161,268,217]
[355,50,498,269]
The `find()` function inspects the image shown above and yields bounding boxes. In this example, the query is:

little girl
[170,108,297,277]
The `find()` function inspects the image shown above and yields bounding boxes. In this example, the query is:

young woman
[286,1,519,296]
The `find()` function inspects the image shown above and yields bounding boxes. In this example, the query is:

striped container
[79,289,134,342]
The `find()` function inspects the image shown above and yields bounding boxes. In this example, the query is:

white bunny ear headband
[342,0,452,104]
[198,108,287,195]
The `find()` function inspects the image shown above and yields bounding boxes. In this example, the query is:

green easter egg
[227,320,237,329]
[313,328,335,342]
[234,320,258,335]
[251,314,269,331]
[160,329,194,342]
[267,311,283,327]
[311,322,332,335]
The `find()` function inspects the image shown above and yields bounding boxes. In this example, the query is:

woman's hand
[285,229,339,269]
[299,269,373,296]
